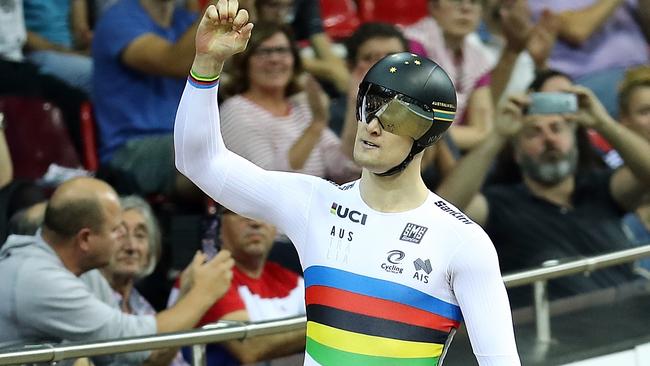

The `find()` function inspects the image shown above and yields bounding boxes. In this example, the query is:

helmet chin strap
[374,142,425,177]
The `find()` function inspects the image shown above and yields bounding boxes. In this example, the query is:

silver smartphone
[527,92,578,115]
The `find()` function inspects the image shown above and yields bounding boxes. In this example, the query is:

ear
[76,228,93,253]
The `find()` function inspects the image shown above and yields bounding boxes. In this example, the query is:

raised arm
[174,0,317,241]
[437,95,529,225]
[555,0,625,46]
[566,86,650,211]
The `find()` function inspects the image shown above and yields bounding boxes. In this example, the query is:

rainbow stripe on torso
[304,266,462,365]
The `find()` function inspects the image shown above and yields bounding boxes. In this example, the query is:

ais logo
[413,258,432,284]
[330,202,368,225]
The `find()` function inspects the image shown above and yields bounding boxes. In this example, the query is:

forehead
[523,114,571,129]
[358,37,405,56]
[259,32,290,47]
[123,209,146,226]
[539,76,573,92]
[629,86,650,106]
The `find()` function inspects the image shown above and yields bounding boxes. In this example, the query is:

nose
[365,117,383,136]
[541,128,563,150]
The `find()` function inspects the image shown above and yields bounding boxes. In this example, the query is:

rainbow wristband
[189,69,220,89]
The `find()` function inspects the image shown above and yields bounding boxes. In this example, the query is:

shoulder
[220,96,255,124]
[404,17,438,34]
[95,0,147,30]
[172,6,198,28]
[220,95,246,111]
[428,195,494,249]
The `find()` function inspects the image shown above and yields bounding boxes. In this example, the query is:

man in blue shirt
[93,0,202,196]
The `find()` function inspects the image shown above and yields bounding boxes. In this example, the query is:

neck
[102,269,135,302]
[523,174,575,208]
[244,86,289,116]
[359,159,429,212]
[443,32,464,53]
[42,229,85,276]
[140,0,174,27]
[234,257,266,279]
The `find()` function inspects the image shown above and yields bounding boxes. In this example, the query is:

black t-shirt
[484,170,636,300]
[291,0,324,41]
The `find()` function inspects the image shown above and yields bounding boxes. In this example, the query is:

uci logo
[330,202,368,225]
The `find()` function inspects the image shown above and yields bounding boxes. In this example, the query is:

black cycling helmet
[356,52,457,176]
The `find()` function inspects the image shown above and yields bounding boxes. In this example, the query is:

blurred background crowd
[1,0,649,365]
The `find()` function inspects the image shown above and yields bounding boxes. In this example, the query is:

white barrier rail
[0,244,648,366]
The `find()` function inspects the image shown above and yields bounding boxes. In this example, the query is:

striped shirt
[220,94,359,183]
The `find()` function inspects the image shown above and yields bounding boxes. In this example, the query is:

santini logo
[330,202,368,225]
[434,201,473,225]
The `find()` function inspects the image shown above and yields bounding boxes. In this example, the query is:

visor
[356,84,455,141]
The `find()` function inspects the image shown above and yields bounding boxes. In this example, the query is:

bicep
[451,237,519,363]
[610,167,648,211]
[121,34,180,77]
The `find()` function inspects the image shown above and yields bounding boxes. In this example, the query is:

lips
[362,139,379,148]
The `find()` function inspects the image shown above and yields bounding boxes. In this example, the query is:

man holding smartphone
[438,71,650,305]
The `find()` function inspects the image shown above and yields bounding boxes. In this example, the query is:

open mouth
[362,140,379,148]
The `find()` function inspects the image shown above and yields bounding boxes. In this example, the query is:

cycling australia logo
[381,250,405,274]
[413,258,432,284]
[400,223,428,244]
[330,202,368,225]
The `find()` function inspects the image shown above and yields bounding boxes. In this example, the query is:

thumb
[191,250,206,268]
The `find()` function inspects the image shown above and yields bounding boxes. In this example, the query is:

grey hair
[120,195,161,277]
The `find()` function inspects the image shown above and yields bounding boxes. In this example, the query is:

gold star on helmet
[389,67,397,73]
[414,60,421,65]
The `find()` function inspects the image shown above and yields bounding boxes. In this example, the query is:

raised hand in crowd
[499,0,533,53]
[526,9,560,69]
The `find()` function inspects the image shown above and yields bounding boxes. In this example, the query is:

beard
[519,146,579,186]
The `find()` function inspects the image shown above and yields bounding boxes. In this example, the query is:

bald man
[0,177,234,365]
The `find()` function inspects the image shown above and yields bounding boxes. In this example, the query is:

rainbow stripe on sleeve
[304,266,462,366]
[188,71,219,89]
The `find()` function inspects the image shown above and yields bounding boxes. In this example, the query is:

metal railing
[1,244,649,366]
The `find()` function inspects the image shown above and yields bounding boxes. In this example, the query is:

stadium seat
[80,101,99,172]
[0,96,82,180]
[320,0,361,40]
[358,0,429,26]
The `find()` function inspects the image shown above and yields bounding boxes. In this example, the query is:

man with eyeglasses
[174,1,520,365]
